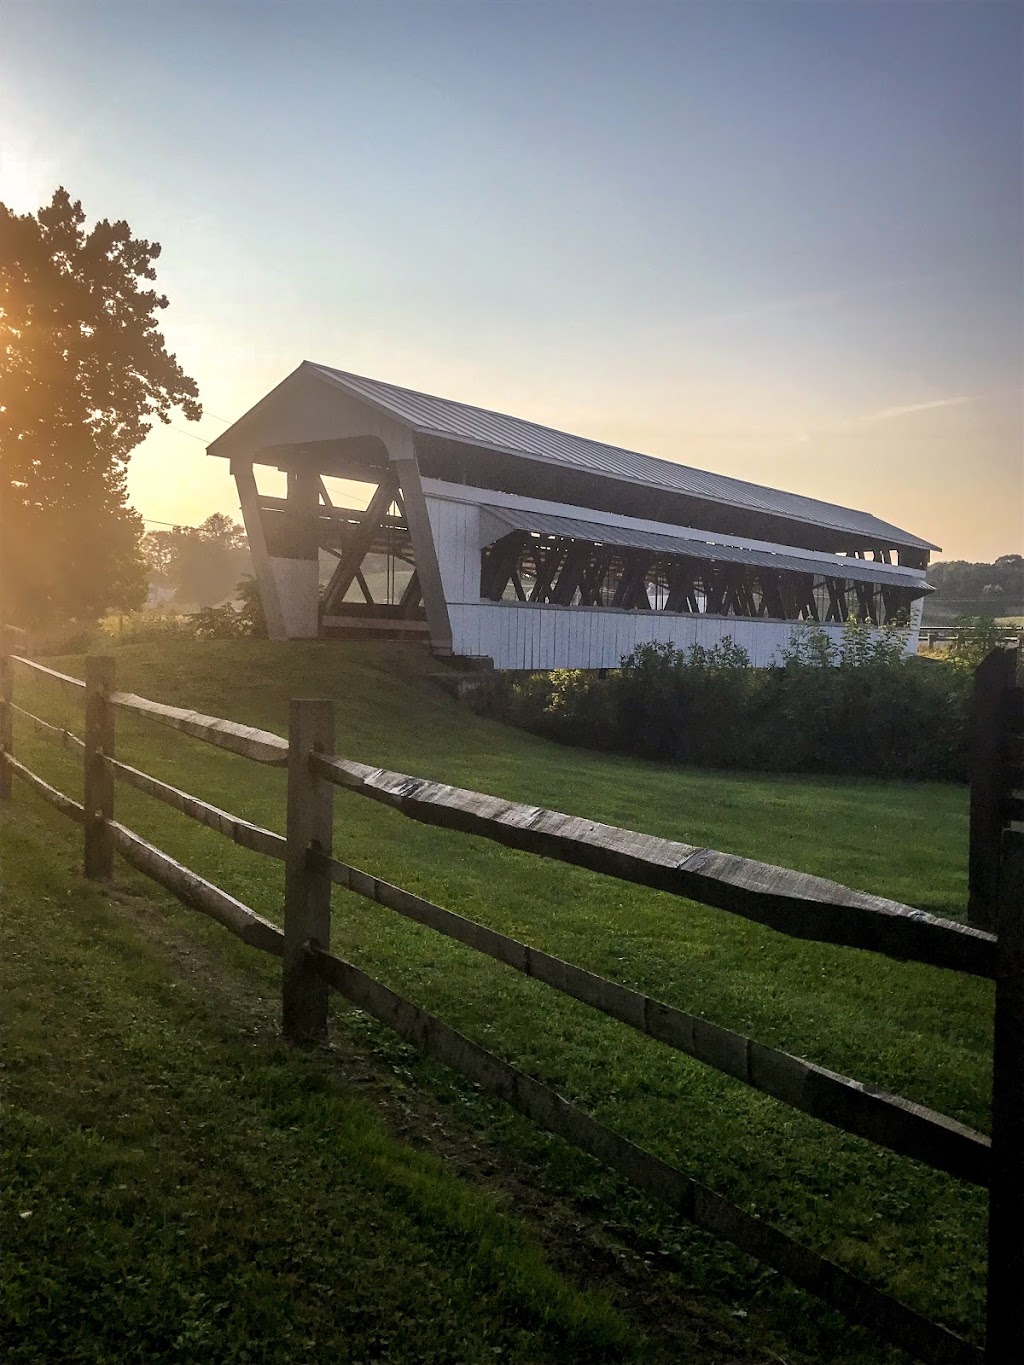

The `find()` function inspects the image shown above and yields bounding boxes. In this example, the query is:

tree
[142,513,250,607]
[141,529,175,585]
[926,556,1024,622]
[0,188,201,626]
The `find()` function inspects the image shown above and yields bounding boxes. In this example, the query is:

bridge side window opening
[479,533,915,626]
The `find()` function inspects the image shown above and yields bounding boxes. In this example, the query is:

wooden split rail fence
[1,649,1022,1365]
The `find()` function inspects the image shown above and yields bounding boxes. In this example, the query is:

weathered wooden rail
[2,647,1021,1365]
[920,626,1021,651]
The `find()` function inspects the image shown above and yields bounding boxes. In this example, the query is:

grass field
[3,639,991,1361]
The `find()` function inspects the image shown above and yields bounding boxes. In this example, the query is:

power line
[168,424,209,444]
[158,411,234,445]
[139,514,240,530]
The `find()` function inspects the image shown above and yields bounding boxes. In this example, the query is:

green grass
[4,639,992,1359]
[2,797,639,1364]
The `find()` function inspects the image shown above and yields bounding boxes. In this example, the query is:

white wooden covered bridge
[208,362,936,668]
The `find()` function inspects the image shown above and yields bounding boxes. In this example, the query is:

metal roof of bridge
[310,362,937,552]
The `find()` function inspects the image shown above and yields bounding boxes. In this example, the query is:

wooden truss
[252,474,426,622]
[480,535,913,627]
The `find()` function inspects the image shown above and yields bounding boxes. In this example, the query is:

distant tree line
[142,513,251,609]
[924,555,1023,623]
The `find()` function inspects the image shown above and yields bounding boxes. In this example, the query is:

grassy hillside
[2,797,639,1364]
[4,640,988,1359]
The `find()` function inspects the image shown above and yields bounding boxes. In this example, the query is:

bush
[101,592,263,645]
[470,624,977,782]
[946,614,1003,668]
[110,612,198,644]
[191,604,249,640]
[235,575,267,638]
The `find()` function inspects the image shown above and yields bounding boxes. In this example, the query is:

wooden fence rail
[309,943,982,1365]
[16,651,994,975]
[5,751,86,823]
[104,755,286,860]
[313,752,997,978]
[108,821,285,955]
[10,654,86,691]
[1,649,1021,1365]
[325,852,991,1185]
[10,701,86,750]
[110,688,288,764]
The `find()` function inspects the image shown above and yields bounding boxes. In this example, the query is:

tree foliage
[235,573,267,638]
[926,556,1023,621]
[0,188,201,625]
[143,513,250,608]
[945,614,1005,668]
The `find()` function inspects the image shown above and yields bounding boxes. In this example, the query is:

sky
[1,0,1021,562]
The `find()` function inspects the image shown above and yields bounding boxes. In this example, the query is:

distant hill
[924,555,1023,623]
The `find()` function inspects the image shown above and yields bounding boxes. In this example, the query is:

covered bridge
[208,362,936,668]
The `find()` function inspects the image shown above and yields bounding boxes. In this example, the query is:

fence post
[968,648,1017,929]
[0,653,12,801]
[283,698,335,1043]
[985,825,1024,1363]
[84,655,115,879]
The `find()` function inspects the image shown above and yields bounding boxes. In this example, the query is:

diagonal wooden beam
[550,542,593,606]
[480,533,524,601]
[798,575,820,622]
[354,568,374,605]
[612,551,651,609]
[778,576,800,621]
[825,577,848,623]
[853,581,878,624]
[232,460,286,640]
[703,568,726,615]
[579,550,612,607]
[392,453,453,656]
[674,560,700,615]
[321,469,400,613]
[721,568,757,618]
[399,571,422,615]
[529,544,563,603]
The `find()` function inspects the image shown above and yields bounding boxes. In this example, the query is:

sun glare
[0,135,57,215]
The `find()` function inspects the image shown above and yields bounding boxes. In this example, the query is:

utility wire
[157,410,234,444]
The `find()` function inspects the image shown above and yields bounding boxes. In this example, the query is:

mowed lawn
[3,640,991,1360]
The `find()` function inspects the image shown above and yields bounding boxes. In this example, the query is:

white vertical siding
[461,603,822,671]
[425,495,482,606]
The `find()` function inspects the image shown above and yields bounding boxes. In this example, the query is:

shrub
[112,612,198,644]
[946,614,1003,669]
[235,575,267,638]
[191,604,249,640]
[469,624,974,783]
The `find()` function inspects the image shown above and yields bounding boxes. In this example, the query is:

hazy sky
[2,0,1021,560]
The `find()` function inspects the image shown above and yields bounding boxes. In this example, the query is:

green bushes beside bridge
[473,622,979,783]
